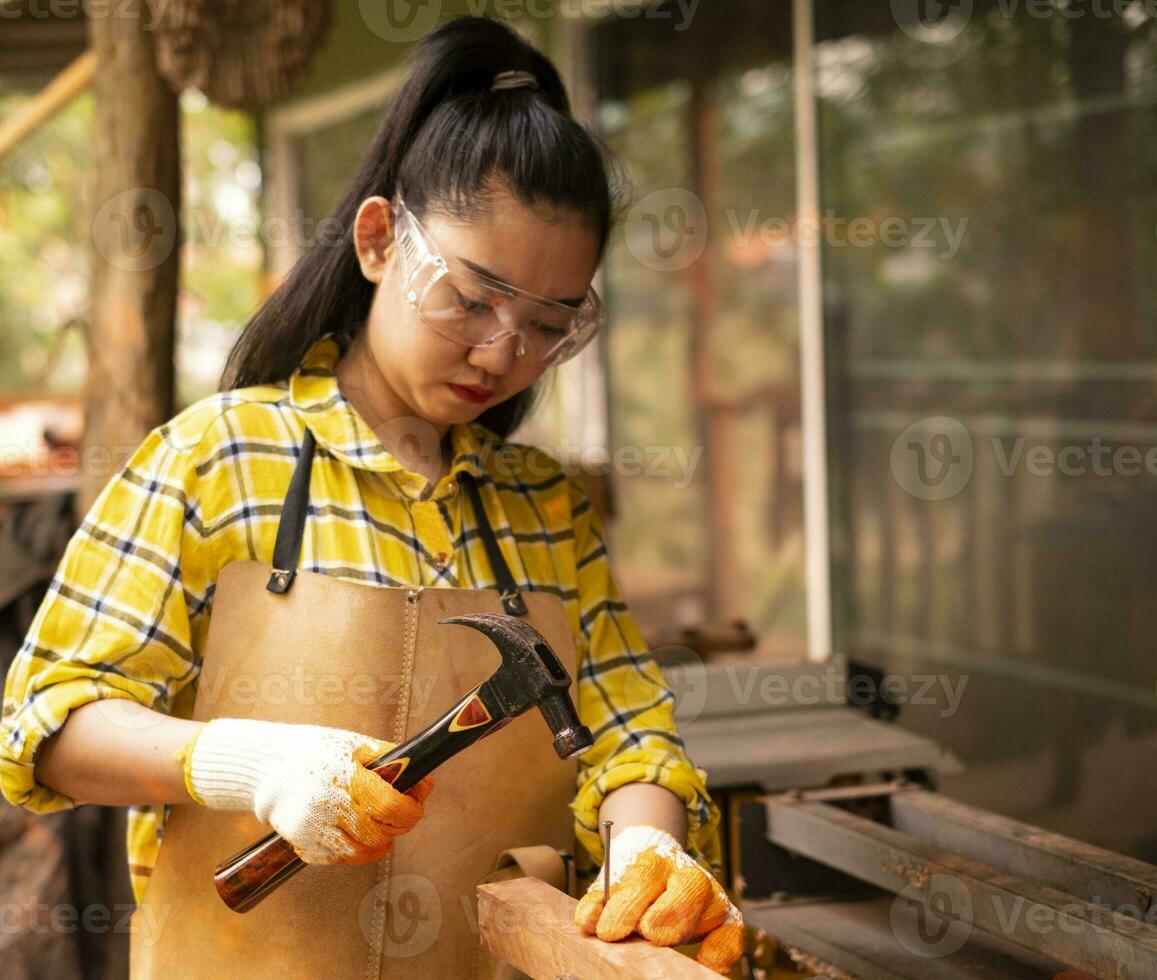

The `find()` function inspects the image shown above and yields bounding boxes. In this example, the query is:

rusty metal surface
[764,796,1157,979]
[891,788,1157,916]
[744,894,1073,980]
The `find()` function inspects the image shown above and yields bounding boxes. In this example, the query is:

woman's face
[347,185,601,435]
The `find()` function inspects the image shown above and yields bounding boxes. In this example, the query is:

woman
[0,15,743,978]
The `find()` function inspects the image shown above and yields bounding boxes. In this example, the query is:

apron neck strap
[266,426,316,594]
[457,471,528,617]
[266,427,528,618]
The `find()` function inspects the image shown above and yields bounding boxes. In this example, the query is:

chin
[421,397,479,427]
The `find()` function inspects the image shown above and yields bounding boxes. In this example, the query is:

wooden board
[476,877,719,979]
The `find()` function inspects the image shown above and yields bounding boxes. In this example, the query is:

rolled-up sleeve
[566,476,722,876]
[0,425,207,813]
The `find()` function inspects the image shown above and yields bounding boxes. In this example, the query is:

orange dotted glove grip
[334,742,435,865]
[574,827,744,975]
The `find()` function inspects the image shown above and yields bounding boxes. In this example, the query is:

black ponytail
[220,15,624,439]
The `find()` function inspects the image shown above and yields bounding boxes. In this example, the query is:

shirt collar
[289,332,490,491]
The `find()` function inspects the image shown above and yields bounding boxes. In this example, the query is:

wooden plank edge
[477,877,720,979]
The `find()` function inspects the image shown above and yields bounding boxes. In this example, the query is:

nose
[467,329,524,375]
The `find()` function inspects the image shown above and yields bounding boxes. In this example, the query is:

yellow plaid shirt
[1,332,721,904]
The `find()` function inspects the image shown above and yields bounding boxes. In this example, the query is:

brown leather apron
[129,427,579,979]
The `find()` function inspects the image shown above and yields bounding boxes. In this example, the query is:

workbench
[670,659,1157,979]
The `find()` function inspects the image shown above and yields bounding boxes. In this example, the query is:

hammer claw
[440,613,593,760]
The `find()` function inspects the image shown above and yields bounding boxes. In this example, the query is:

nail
[602,819,613,900]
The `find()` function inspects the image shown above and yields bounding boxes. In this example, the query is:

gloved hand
[174,717,434,866]
[574,825,744,976]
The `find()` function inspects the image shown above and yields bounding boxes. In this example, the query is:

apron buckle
[266,568,296,594]
[500,588,529,616]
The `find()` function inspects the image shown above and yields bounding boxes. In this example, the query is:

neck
[334,334,451,480]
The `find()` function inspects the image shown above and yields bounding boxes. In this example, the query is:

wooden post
[477,877,719,979]
[687,79,736,623]
[83,0,180,516]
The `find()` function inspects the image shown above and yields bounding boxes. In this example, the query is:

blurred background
[2,1,1156,977]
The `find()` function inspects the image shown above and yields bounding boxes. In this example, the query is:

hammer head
[439,613,593,760]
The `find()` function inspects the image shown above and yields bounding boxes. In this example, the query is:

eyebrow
[457,257,586,308]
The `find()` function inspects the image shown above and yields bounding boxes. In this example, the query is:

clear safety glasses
[389,193,606,368]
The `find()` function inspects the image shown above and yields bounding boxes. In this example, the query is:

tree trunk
[84,0,181,517]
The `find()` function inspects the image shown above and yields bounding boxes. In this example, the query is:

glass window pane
[817,0,1157,859]
[594,5,804,658]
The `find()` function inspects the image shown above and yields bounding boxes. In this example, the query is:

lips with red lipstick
[448,383,494,404]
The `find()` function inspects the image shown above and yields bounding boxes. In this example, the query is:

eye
[531,321,569,338]
[454,289,491,314]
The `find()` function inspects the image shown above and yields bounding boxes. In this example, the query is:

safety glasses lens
[392,197,603,365]
[417,274,594,363]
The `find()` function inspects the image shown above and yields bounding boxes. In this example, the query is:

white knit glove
[575,825,744,975]
[177,717,433,866]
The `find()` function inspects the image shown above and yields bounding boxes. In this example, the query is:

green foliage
[0,86,261,405]
[0,89,94,393]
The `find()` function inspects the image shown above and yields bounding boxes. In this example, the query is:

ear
[352,196,394,281]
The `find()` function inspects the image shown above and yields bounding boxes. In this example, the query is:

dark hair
[220,15,624,438]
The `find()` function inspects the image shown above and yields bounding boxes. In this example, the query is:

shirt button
[434,552,450,569]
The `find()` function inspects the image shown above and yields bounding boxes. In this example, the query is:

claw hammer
[212,613,593,912]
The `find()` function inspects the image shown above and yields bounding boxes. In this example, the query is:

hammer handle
[213,684,507,913]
